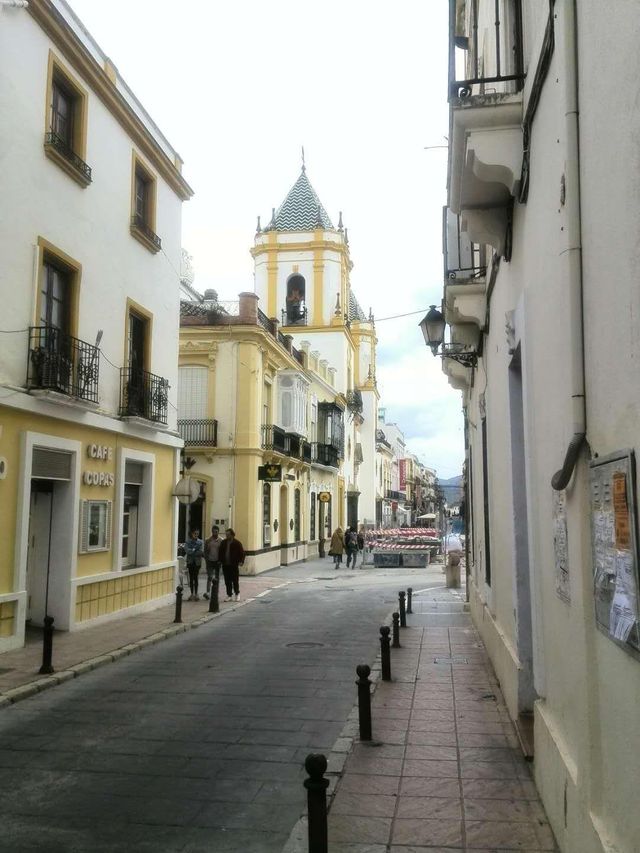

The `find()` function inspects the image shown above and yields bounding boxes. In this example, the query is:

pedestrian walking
[329,526,345,568]
[203,525,222,600]
[184,529,204,601]
[357,526,366,567]
[219,528,245,601]
[345,525,358,568]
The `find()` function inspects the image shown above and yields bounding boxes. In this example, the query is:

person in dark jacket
[183,529,204,600]
[218,528,245,601]
[345,525,358,568]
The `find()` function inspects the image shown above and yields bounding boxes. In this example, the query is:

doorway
[26,481,54,625]
[279,485,288,563]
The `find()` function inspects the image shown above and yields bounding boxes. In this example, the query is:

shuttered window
[79,500,112,553]
[124,461,145,485]
[32,448,72,480]
[178,366,208,420]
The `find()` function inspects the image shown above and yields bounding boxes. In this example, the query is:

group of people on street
[329,525,365,568]
[182,521,366,594]
[182,526,245,602]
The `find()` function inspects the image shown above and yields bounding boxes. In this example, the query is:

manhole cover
[286,642,325,648]
[433,656,468,664]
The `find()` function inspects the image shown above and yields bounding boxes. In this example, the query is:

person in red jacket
[218,528,245,601]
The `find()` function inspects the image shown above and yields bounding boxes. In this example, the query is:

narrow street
[0,562,441,852]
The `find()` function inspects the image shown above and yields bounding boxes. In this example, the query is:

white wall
[0,10,183,428]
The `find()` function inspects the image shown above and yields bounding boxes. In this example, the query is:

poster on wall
[553,490,570,602]
[590,449,640,655]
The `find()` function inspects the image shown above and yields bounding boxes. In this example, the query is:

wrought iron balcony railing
[386,489,407,501]
[178,418,218,447]
[261,424,287,454]
[443,207,486,281]
[448,0,524,101]
[44,132,92,183]
[281,305,308,327]
[27,326,100,403]
[120,367,169,424]
[302,440,312,463]
[257,308,277,336]
[286,432,302,460]
[130,214,162,251]
[312,442,340,468]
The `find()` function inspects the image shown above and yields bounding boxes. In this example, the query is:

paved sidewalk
[0,571,287,702]
[326,585,558,852]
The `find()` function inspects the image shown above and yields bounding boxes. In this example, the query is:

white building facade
[440,2,640,851]
[0,0,192,649]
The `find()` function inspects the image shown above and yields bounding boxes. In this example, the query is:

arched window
[285,274,306,325]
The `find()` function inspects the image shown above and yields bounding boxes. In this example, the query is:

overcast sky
[70,0,464,479]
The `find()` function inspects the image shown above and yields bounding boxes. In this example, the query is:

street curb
[0,581,292,710]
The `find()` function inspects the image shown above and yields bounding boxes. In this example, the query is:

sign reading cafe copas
[83,444,115,487]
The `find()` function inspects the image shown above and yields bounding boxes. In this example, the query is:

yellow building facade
[178,293,345,572]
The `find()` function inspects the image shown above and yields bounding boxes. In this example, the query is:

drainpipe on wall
[551,0,587,491]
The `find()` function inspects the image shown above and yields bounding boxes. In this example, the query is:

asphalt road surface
[0,560,444,852]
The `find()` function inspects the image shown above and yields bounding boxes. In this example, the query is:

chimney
[239,292,259,324]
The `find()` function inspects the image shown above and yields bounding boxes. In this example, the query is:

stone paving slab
[321,585,559,852]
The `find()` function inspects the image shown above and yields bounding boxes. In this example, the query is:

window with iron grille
[44,59,91,187]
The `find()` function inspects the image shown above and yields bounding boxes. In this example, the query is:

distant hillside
[437,474,463,504]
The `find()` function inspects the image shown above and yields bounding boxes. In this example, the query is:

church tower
[252,163,379,526]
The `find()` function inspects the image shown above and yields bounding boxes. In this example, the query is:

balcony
[130,214,162,253]
[386,489,407,501]
[44,132,92,186]
[443,207,486,282]
[261,424,287,454]
[448,0,525,256]
[120,367,169,424]
[312,442,340,469]
[178,418,218,447]
[27,326,100,404]
[448,0,524,102]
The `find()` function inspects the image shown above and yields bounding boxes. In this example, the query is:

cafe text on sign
[87,444,113,461]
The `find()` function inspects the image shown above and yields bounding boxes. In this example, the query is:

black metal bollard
[407,587,413,614]
[399,591,407,627]
[304,753,329,853]
[39,615,54,675]
[356,664,372,741]
[380,626,391,681]
[174,586,183,623]
[392,612,401,648]
[208,576,220,614]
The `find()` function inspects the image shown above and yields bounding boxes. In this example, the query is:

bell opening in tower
[284,274,307,325]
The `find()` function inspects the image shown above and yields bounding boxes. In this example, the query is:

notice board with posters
[590,449,640,656]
